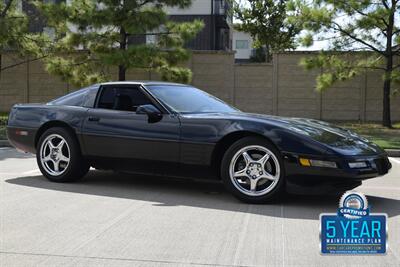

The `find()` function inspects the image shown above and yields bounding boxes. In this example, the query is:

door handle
[88,117,100,122]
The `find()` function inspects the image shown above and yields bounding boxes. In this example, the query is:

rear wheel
[36,127,89,182]
[221,137,285,203]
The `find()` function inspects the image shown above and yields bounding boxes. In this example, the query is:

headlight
[348,162,368,168]
[299,158,337,168]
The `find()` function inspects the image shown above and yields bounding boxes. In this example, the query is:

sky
[232,0,330,51]
[232,0,397,52]
[297,39,329,51]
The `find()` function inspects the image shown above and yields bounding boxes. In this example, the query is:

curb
[0,139,399,157]
[386,149,400,157]
[0,140,11,147]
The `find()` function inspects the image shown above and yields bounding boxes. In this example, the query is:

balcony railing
[213,0,230,15]
[213,0,233,25]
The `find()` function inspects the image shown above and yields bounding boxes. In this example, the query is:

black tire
[221,136,285,204]
[36,127,89,182]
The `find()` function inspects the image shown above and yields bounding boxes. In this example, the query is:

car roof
[99,81,189,87]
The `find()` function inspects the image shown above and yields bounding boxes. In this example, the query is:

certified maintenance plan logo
[320,191,387,254]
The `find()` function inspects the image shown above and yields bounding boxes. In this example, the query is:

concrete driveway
[0,147,399,267]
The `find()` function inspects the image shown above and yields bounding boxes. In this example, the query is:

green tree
[234,0,300,62]
[288,0,400,128]
[36,0,203,86]
[0,0,48,77]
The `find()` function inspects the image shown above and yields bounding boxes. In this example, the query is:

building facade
[166,0,232,50]
[232,29,254,62]
[21,0,232,51]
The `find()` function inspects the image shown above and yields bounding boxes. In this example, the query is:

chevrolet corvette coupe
[7,81,392,203]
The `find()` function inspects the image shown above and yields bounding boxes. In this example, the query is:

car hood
[267,116,384,156]
[184,112,385,156]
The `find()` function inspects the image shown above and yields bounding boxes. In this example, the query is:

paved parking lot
[0,147,399,266]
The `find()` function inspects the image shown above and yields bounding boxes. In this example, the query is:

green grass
[339,122,400,149]
[0,125,5,140]
[0,113,8,140]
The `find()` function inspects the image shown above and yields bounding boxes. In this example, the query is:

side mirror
[136,104,162,123]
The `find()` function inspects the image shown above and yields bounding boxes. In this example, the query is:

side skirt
[86,156,219,180]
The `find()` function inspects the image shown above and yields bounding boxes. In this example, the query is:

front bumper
[283,152,392,194]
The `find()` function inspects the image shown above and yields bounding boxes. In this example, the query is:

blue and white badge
[320,191,387,254]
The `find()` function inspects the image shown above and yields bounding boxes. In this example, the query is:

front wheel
[221,137,285,203]
[36,127,89,182]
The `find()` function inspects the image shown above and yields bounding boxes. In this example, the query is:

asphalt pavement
[0,147,399,266]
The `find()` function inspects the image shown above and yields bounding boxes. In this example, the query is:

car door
[81,84,180,174]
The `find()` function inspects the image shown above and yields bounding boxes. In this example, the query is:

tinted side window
[50,88,88,106]
[97,86,152,112]
[83,86,99,108]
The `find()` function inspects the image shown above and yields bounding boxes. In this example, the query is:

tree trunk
[118,65,126,81]
[382,1,395,128]
[382,56,392,128]
[265,44,272,63]
[118,27,127,81]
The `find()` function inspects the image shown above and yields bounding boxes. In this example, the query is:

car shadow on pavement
[6,170,400,220]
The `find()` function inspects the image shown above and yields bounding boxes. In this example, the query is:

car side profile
[7,81,392,203]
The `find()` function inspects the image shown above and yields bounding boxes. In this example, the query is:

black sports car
[7,81,392,203]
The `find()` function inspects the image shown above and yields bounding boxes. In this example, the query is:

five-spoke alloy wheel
[221,137,284,203]
[36,127,89,182]
[40,134,70,176]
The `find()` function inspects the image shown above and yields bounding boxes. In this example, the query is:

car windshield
[146,85,239,113]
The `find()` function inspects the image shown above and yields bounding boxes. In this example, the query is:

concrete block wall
[365,68,400,122]
[234,63,273,114]
[275,53,322,118]
[0,51,399,122]
[191,51,235,104]
[28,59,69,103]
[321,77,364,121]
[0,55,27,110]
